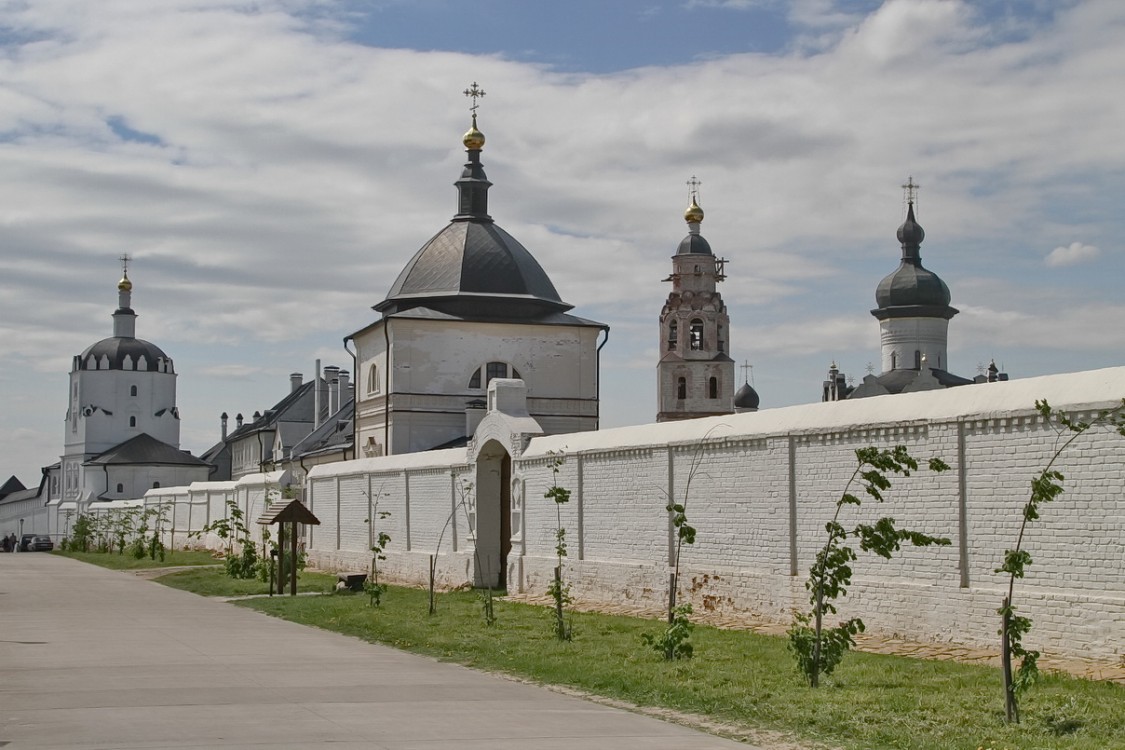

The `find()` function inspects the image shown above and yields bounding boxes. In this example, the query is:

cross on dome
[463,82,486,113]
[901,175,920,206]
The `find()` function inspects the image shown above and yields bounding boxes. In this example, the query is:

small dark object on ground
[337,573,367,592]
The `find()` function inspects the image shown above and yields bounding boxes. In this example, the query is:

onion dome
[375,115,571,319]
[734,381,760,410]
[873,202,956,316]
[463,113,485,150]
[676,198,713,256]
[684,198,704,224]
[118,273,132,292]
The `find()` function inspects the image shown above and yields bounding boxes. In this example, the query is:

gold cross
[463,82,486,113]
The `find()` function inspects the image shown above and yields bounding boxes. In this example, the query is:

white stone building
[348,113,608,456]
[46,266,210,513]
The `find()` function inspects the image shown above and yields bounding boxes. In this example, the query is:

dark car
[18,534,52,552]
[28,535,54,552]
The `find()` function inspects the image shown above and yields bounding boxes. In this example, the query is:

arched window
[486,361,507,385]
[129,416,137,427]
[152,482,160,489]
[130,385,138,397]
[116,483,124,493]
[469,367,482,389]
[689,319,704,350]
[709,377,718,399]
[914,350,922,369]
[367,363,379,394]
[668,320,678,351]
[677,377,687,400]
[717,324,725,354]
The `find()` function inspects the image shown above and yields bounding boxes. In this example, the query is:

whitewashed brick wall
[123,367,1125,662]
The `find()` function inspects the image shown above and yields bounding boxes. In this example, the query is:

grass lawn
[53,548,221,569]
[156,566,339,597]
[229,584,1125,750]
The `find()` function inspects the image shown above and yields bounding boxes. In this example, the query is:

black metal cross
[687,175,701,203]
[119,253,131,276]
[902,175,920,205]
[463,82,486,113]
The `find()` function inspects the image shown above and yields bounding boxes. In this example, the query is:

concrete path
[0,554,755,749]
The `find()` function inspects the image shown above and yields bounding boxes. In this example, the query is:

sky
[1,0,1123,486]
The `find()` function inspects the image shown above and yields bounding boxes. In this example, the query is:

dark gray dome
[874,202,952,310]
[79,337,171,372]
[677,234,713,255]
[734,381,760,409]
[376,220,570,316]
[875,263,951,308]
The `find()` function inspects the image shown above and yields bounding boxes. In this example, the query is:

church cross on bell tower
[656,177,736,422]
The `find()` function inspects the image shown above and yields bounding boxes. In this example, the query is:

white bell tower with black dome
[59,258,189,503]
[657,179,735,422]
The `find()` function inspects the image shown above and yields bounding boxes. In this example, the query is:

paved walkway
[0,554,756,750]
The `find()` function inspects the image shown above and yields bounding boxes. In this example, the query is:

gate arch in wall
[473,439,511,589]
[467,378,544,591]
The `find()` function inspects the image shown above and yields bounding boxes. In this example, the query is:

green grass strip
[162,570,1123,750]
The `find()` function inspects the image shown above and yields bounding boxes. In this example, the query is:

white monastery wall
[40,367,1124,663]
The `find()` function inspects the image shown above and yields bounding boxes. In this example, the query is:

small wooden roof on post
[255,499,320,527]
[256,499,319,596]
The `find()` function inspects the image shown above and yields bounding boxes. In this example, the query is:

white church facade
[348,108,608,457]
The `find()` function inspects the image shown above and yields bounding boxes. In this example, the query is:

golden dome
[684,198,704,224]
[118,274,132,292]
[463,113,485,150]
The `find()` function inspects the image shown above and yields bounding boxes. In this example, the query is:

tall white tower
[60,260,181,501]
[657,180,735,422]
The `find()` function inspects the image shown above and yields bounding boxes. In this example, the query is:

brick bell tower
[657,178,735,422]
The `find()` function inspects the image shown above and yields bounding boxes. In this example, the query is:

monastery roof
[85,433,210,467]
[524,366,1125,457]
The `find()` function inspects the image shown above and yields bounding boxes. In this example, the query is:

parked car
[18,534,52,552]
[28,535,54,552]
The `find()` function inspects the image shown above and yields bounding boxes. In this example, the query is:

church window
[709,377,718,399]
[668,320,678,351]
[512,367,521,379]
[153,482,160,489]
[891,351,897,370]
[914,350,921,369]
[486,361,507,385]
[116,483,124,493]
[677,377,687,400]
[367,364,379,394]
[717,325,725,354]
[130,385,138,397]
[469,368,481,389]
[689,319,704,350]
[129,416,136,427]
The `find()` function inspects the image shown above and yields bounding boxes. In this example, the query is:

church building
[348,90,609,456]
[656,185,736,421]
[827,181,975,400]
[48,263,210,509]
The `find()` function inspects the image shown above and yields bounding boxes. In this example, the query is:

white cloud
[1045,241,1100,267]
[1,0,1124,479]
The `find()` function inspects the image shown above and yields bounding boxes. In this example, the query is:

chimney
[337,370,350,403]
[221,412,228,440]
[313,359,322,429]
[290,372,303,393]
[253,410,261,422]
[236,413,244,428]
[324,366,340,415]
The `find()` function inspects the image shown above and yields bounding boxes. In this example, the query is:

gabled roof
[291,398,354,460]
[0,475,26,499]
[226,379,319,442]
[86,433,210,467]
[0,485,41,507]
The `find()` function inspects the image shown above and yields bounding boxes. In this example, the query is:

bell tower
[657,178,735,422]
